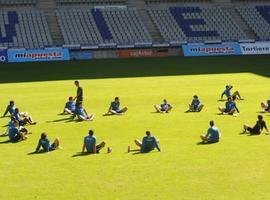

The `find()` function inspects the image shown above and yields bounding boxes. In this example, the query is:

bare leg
[96,141,106,153]
[121,107,128,113]
[233,91,242,100]
[218,107,225,113]
[53,138,60,149]
[197,104,204,112]
[165,106,172,113]
[134,139,142,148]
[261,102,267,110]
[200,135,208,143]
[64,108,74,115]
[243,124,249,133]
[228,109,236,115]
[154,105,161,113]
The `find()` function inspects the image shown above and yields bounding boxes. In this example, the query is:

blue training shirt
[84,135,96,153]
[8,127,19,142]
[65,101,76,112]
[224,86,233,97]
[111,101,120,111]
[207,126,220,142]
[225,101,239,112]
[141,136,160,153]
[160,103,170,111]
[35,138,51,152]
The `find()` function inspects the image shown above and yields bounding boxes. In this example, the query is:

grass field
[0,56,270,200]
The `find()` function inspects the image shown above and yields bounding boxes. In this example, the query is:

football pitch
[0,56,270,200]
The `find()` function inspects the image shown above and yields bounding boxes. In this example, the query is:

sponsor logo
[240,42,270,55]
[8,48,70,62]
[183,43,242,57]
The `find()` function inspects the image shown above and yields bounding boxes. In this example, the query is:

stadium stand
[0,10,53,48]
[237,5,270,40]
[56,7,152,47]
[148,6,248,43]
[0,0,37,6]
[56,0,127,6]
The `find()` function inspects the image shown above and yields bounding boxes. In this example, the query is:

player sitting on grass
[73,103,94,121]
[13,108,37,125]
[243,115,269,135]
[35,133,60,153]
[2,100,16,117]
[261,100,270,112]
[154,99,172,113]
[63,97,76,114]
[221,85,243,100]
[218,97,240,116]
[107,97,128,115]
[130,131,161,153]
[8,121,28,143]
[82,129,111,154]
[200,121,221,144]
[187,95,204,112]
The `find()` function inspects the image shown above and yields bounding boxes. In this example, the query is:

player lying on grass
[261,100,270,112]
[218,97,240,116]
[200,121,221,144]
[243,115,269,135]
[63,97,76,114]
[154,99,172,113]
[8,121,28,143]
[35,133,60,153]
[13,108,36,125]
[221,85,243,100]
[186,95,204,112]
[82,129,111,154]
[73,103,94,121]
[129,131,161,153]
[107,97,128,115]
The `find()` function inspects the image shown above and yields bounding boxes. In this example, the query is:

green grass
[0,56,270,199]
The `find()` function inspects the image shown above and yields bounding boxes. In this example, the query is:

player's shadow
[1,124,8,128]
[218,99,227,102]
[0,140,10,144]
[46,117,80,123]
[72,152,96,157]
[196,141,218,145]
[102,113,114,117]
[27,150,47,155]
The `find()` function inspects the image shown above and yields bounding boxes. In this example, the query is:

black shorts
[247,127,260,135]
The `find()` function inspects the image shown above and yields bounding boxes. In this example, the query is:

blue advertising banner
[70,50,93,60]
[8,48,70,62]
[0,49,8,63]
[182,43,242,57]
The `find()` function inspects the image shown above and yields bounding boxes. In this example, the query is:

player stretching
[261,99,270,112]
[129,131,161,153]
[107,97,128,115]
[218,97,240,116]
[221,85,243,100]
[187,95,204,112]
[200,121,221,144]
[154,99,172,113]
[243,115,269,135]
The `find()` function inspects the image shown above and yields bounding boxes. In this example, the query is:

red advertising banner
[117,49,169,58]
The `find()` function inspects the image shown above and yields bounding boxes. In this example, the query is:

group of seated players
[1,84,270,154]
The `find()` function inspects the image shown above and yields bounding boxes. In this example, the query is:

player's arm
[2,106,9,117]
[234,104,240,113]
[93,144,96,154]
[82,141,86,153]
[263,122,269,133]
[140,138,146,152]
[154,138,161,152]
[35,140,41,153]
[221,91,225,99]
[107,104,112,113]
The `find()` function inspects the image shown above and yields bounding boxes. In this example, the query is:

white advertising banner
[240,42,270,55]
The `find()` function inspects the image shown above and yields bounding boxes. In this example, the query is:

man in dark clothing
[243,115,269,135]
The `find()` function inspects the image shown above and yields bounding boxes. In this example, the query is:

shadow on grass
[72,152,95,157]
[0,140,10,144]
[196,141,219,145]
[1,56,270,84]
[28,150,47,155]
